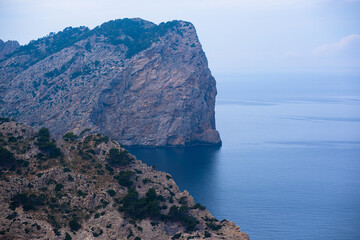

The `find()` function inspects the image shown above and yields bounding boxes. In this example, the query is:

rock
[0,121,248,239]
[0,18,221,147]
[0,39,20,60]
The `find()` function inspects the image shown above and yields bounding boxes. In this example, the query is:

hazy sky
[0,0,359,74]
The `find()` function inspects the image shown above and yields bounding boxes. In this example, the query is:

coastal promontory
[0,18,221,147]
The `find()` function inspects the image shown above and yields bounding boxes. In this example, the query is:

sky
[0,0,359,75]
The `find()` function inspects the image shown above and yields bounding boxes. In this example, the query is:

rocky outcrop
[0,18,221,146]
[0,39,20,60]
[0,121,248,239]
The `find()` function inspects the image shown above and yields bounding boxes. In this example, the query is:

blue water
[128,73,360,240]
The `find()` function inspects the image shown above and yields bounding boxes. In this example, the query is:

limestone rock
[0,18,221,147]
[0,121,248,239]
[0,39,20,60]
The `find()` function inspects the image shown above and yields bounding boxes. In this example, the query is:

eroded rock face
[0,19,221,146]
[0,121,248,239]
[0,39,20,60]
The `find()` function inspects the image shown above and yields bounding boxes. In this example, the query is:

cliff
[0,18,221,147]
[0,120,248,239]
[0,40,20,60]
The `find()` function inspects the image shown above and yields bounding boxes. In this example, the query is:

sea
[128,72,360,240]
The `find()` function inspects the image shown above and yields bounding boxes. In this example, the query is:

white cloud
[314,34,360,57]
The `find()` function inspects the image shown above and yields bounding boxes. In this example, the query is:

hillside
[0,18,221,147]
[0,119,248,239]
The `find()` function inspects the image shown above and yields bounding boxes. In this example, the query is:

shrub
[36,128,61,158]
[167,205,199,232]
[53,228,60,236]
[64,232,72,240]
[193,203,206,210]
[63,132,78,141]
[204,231,211,238]
[105,164,114,173]
[77,190,87,197]
[85,42,92,52]
[0,147,16,167]
[172,233,181,239]
[206,222,222,231]
[119,187,162,220]
[55,184,64,192]
[179,196,187,205]
[0,117,11,124]
[142,178,150,184]
[69,218,81,232]
[6,212,18,220]
[10,193,44,211]
[38,127,50,140]
[107,189,116,197]
[115,171,134,187]
[108,148,131,166]
[8,136,17,142]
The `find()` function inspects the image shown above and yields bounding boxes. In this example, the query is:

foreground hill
[0,18,221,147]
[0,120,248,239]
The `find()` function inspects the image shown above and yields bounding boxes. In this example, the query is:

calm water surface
[129,73,360,240]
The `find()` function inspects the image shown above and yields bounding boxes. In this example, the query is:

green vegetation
[69,218,81,232]
[44,55,77,79]
[8,136,17,142]
[105,164,114,174]
[0,124,204,236]
[179,196,187,205]
[204,231,211,238]
[108,148,131,166]
[92,19,181,58]
[9,27,90,70]
[10,193,45,211]
[172,233,182,239]
[168,205,199,232]
[206,222,222,231]
[119,187,162,220]
[4,18,183,72]
[0,117,12,124]
[142,178,151,184]
[85,42,92,52]
[115,170,134,187]
[107,189,116,197]
[63,132,78,141]
[36,128,61,158]
[55,183,64,192]
[64,233,72,240]
[0,147,16,167]
[193,203,206,210]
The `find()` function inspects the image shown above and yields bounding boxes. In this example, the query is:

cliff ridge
[0,19,221,147]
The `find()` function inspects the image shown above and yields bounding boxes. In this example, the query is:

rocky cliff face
[0,18,221,146]
[0,120,248,239]
[0,40,20,60]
